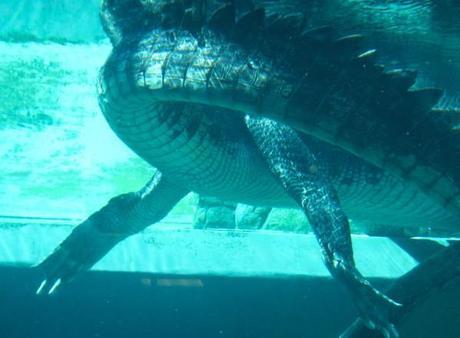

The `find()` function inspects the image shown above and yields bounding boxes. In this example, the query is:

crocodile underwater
[36,1,460,337]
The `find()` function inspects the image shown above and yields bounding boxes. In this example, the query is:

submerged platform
[0,220,425,278]
[1,220,458,338]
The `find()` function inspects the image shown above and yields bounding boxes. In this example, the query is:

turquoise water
[0,42,199,222]
[1,1,460,337]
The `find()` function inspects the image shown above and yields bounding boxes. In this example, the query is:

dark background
[0,267,378,338]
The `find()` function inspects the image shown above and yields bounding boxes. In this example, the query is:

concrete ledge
[0,223,420,278]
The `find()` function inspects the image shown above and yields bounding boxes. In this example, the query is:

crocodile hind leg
[245,116,401,338]
[36,171,189,295]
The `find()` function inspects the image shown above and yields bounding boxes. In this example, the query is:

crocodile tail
[274,30,460,214]
[203,3,460,213]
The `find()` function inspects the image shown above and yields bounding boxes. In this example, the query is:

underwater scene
[1,1,460,337]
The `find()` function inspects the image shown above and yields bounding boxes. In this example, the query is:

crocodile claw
[35,279,47,295]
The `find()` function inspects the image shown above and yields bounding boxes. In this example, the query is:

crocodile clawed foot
[35,217,123,295]
[353,280,402,338]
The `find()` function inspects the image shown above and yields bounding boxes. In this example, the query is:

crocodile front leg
[245,116,401,338]
[36,171,189,294]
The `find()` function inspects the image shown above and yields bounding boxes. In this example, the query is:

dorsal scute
[383,69,417,92]
[432,109,460,130]
[357,49,377,61]
[265,13,305,37]
[208,3,236,34]
[302,33,368,64]
[406,88,444,113]
[299,26,335,44]
[233,7,266,42]
[182,6,206,32]
[332,34,365,54]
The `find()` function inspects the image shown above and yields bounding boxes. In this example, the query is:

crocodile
[35,1,460,337]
